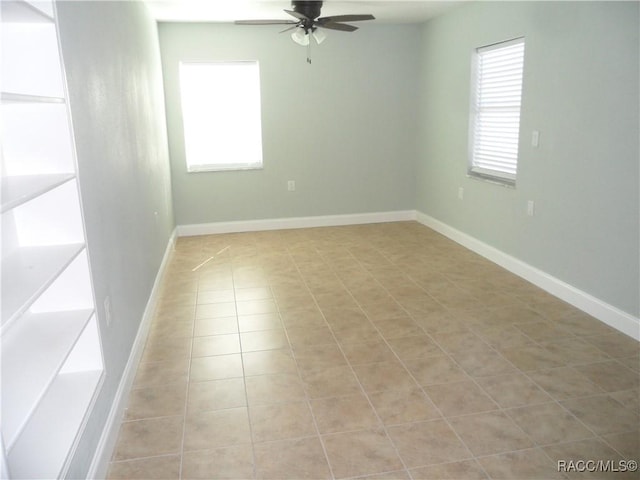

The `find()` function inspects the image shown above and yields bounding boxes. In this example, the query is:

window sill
[187,164,263,173]
[467,169,516,188]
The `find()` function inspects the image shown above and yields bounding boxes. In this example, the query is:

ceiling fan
[235,1,375,50]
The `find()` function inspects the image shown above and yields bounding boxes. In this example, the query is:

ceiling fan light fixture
[312,28,326,44]
[291,28,309,46]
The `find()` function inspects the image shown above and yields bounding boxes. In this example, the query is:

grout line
[229,241,259,480]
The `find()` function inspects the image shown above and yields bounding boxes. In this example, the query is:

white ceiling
[145,0,464,24]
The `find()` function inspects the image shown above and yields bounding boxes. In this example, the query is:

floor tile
[424,380,498,417]
[449,410,533,456]
[190,354,244,382]
[475,373,553,408]
[107,455,181,479]
[301,365,362,398]
[542,337,612,365]
[374,317,423,339]
[356,470,411,480]
[387,419,472,468]
[574,360,640,392]
[240,329,289,352]
[197,289,235,304]
[181,444,254,479]
[367,388,441,425]
[452,348,517,378]
[341,340,398,365]
[192,333,241,357]
[293,343,349,372]
[235,287,273,301]
[286,324,336,347]
[430,331,488,355]
[238,313,283,332]
[133,359,190,388]
[409,460,488,479]
[311,394,381,434]
[385,335,444,361]
[478,447,565,479]
[187,377,247,412]
[506,402,594,445]
[196,302,237,319]
[601,431,640,460]
[184,407,251,451]
[515,320,575,343]
[561,394,639,435]
[242,348,298,376]
[323,428,404,478]
[112,416,183,461]
[498,344,566,371]
[194,316,238,336]
[236,299,278,316]
[352,361,417,393]
[245,373,307,405]
[609,388,640,414]
[141,336,191,363]
[583,332,640,358]
[250,401,316,442]
[471,324,533,349]
[124,383,187,421]
[528,367,605,400]
[404,355,468,386]
[254,436,331,479]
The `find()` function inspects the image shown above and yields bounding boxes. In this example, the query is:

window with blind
[469,38,525,185]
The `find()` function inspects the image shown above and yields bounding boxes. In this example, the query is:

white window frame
[468,37,525,186]
[179,61,264,172]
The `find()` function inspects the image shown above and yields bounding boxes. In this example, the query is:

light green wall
[56,2,174,476]
[416,1,639,316]
[158,23,420,225]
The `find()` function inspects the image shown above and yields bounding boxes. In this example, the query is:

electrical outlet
[287,180,296,191]
[104,296,112,327]
[458,187,464,200]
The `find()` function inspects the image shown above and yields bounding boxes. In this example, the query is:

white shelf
[1,22,64,98]
[7,369,103,479]
[1,309,94,449]
[0,243,84,329]
[1,174,75,213]
[1,0,54,23]
[1,102,74,176]
[1,92,65,104]
[1,0,105,476]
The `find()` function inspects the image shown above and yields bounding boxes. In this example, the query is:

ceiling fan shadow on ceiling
[235,1,375,63]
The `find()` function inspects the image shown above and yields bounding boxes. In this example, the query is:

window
[469,38,525,185]
[179,61,263,172]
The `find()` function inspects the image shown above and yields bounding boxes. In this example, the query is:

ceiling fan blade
[317,14,375,23]
[284,9,310,21]
[280,25,299,33]
[235,19,298,25]
[320,22,358,32]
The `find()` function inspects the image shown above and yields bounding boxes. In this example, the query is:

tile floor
[107,221,639,479]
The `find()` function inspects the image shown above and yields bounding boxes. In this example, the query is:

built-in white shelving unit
[1,1,105,478]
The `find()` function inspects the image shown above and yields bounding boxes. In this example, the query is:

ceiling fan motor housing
[293,1,323,25]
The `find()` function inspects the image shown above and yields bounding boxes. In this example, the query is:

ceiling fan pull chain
[307,39,312,64]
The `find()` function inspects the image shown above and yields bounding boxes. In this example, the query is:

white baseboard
[176,210,417,236]
[416,211,639,341]
[87,229,177,479]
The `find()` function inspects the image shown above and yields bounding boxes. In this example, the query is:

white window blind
[179,61,263,172]
[469,38,525,184]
